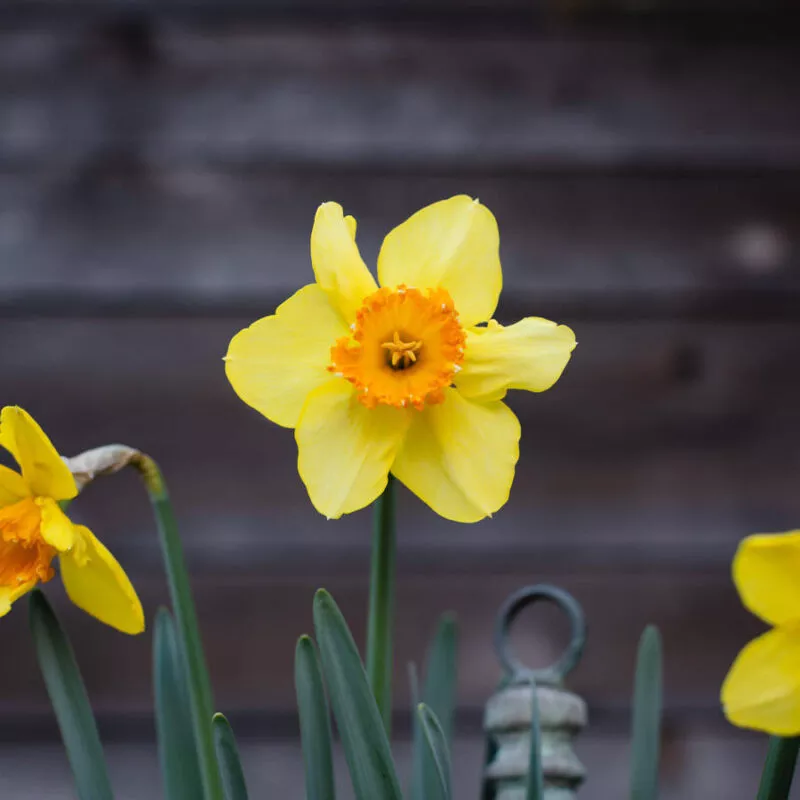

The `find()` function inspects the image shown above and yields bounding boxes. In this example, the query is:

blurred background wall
[1,0,799,797]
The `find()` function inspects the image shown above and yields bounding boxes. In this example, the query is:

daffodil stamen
[381,331,422,370]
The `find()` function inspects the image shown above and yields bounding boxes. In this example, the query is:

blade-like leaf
[313,589,402,800]
[409,663,424,800]
[28,589,114,800]
[154,607,204,800]
[757,736,800,800]
[422,615,458,743]
[295,635,336,800]
[526,680,544,800]
[213,714,249,800]
[480,735,498,800]
[630,625,663,800]
[417,703,452,800]
[410,615,458,800]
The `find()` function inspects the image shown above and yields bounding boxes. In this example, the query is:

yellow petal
[60,525,145,635]
[296,380,410,519]
[377,196,501,327]
[225,284,348,429]
[0,580,37,618]
[391,388,520,523]
[722,624,800,735]
[310,202,378,322]
[733,531,800,626]
[0,464,30,506]
[38,497,77,551]
[0,407,77,501]
[456,318,577,402]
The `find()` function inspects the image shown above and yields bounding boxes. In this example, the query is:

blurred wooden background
[1,0,799,796]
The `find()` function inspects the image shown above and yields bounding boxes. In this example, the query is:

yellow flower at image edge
[225,196,577,522]
[0,407,144,633]
[722,531,800,735]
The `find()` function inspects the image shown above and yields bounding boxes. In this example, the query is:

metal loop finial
[494,584,586,686]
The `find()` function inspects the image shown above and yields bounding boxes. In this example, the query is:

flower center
[0,497,57,588]
[381,331,423,370]
[329,285,466,410]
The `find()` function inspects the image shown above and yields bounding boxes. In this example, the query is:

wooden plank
[2,317,799,573]
[1,30,799,169]
[0,0,793,24]
[0,171,797,305]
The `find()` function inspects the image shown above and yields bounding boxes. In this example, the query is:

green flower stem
[366,474,397,735]
[757,736,800,800]
[130,454,223,800]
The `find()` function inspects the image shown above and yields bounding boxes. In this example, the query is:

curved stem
[366,474,397,736]
[130,453,223,800]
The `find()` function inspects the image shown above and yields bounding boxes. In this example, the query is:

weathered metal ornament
[483,585,589,800]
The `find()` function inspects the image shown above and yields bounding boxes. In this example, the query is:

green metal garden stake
[483,586,588,800]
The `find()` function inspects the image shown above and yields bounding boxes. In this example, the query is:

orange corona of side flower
[0,406,144,634]
[224,196,577,522]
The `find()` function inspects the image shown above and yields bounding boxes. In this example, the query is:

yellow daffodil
[0,406,144,634]
[722,531,800,735]
[225,196,576,522]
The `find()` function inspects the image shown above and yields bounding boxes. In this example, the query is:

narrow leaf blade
[526,680,544,800]
[313,589,402,800]
[295,635,336,800]
[630,625,663,800]
[213,714,249,800]
[409,663,425,800]
[422,615,458,743]
[417,703,452,800]
[480,735,499,800]
[411,615,459,800]
[28,589,114,800]
[154,607,204,800]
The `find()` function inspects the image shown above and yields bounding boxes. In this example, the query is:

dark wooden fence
[1,2,799,796]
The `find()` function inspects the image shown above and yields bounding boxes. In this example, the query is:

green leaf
[410,615,458,800]
[479,735,498,800]
[313,589,402,800]
[366,475,397,735]
[756,736,800,800]
[28,589,114,800]
[295,635,336,800]
[213,714,249,800]
[526,680,544,800]
[421,615,458,744]
[630,625,663,800]
[417,703,452,800]
[142,462,224,800]
[154,607,204,800]
[409,663,424,800]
